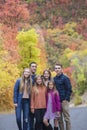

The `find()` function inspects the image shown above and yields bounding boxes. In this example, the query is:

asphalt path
[0,106,87,130]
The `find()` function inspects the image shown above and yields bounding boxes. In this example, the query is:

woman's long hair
[42,69,52,87]
[43,69,51,80]
[20,68,32,95]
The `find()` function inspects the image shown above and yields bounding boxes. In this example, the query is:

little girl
[31,75,47,130]
[43,80,61,130]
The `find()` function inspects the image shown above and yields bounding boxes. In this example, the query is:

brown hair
[55,63,63,68]
[29,62,37,67]
[43,69,51,80]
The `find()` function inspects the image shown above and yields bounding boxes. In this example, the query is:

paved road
[0,106,87,130]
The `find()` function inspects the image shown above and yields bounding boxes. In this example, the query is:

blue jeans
[15,98,30,130]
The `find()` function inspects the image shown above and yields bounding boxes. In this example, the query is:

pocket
[62,101,69,111]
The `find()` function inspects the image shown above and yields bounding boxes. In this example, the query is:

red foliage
[69,43,77,51]
[0,0,29,28]
[63,67,73,82]
[63,67,72,76]
[28,2,38,14]
[76,19,87,40]
[0,0,29,63]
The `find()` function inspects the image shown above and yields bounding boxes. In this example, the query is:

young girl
[13,68,32,130]
[31,75,47,130]
[42,69,52,87]
[43,80,61,130]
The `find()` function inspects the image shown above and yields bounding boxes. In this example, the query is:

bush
[0,86,14,111]
[74,94,82,106]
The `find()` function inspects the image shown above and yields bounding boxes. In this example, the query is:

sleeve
[55,92,61,111]
[30,87,35,109]
[64,76,72,101]
[13,79,20,104]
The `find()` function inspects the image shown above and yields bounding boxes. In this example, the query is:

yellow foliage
[0,56,20,111]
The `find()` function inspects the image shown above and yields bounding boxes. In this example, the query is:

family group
[13,62,72,130]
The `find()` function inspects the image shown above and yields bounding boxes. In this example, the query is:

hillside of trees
[0,0,87,111]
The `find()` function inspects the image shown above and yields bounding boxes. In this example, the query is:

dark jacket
[54,73,72,102]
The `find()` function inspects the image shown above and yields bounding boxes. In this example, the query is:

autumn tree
[0,42,19,111]
[16,29,41,71]
[0,0,29,63]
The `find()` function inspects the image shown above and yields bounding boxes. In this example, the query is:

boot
[46,124,53,130]
[54,127,59,130]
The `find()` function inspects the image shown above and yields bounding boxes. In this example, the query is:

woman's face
[48,82,54,90]
[43,71,50,79]
[24,68,30,78]
[36,76,42,85]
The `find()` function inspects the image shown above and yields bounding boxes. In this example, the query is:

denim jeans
[15,98,30,130]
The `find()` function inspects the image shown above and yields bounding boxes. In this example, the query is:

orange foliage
[0,0,29,28]
[63,67,76,88]
[76,19,87,40]
[35,27,47,72]
[0,0,29,63]
[63,67,72,77]
[69,43,77,50]
[0,86,14,111]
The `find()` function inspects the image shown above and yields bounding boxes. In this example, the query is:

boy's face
[54,65,62,75]
[30,63,37,74]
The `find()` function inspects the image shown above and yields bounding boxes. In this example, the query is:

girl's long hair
[47,80,56,93]
[34,75,44,94]
[19,68,32,95]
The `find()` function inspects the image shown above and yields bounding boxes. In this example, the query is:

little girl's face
[36,77,42,85]
[49,82,54,89]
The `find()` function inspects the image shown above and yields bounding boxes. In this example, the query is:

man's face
[54,65,62,75]
[30,63,37,74]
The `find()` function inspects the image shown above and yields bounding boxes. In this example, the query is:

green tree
[17,28,40,69]
[71,53,87,95]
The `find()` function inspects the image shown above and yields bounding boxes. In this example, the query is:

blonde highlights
[34,75,44,94]
[19,68,32,95]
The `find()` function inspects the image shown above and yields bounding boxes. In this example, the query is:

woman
[42,69,52,87]
[13,68,32,130]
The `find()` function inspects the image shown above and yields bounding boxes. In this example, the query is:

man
[29,62,37,85]
[54,63,72,130]
[29,62,37,130]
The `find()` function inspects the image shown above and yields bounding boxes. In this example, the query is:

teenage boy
[54,63,72,130]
